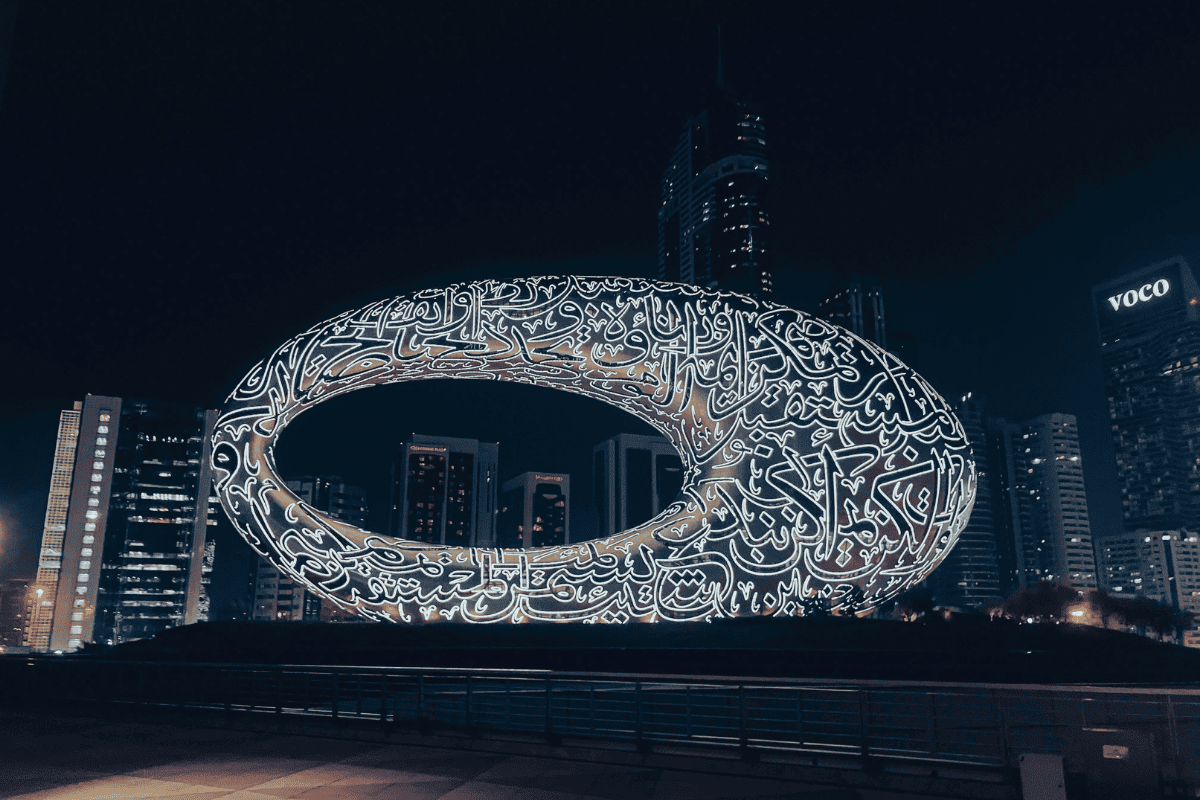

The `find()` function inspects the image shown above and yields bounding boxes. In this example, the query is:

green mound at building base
[98,615,1200,684]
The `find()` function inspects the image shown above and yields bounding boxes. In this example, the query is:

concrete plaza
[0,710,966,800]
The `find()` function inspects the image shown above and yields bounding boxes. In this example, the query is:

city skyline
[3,4,1200,585]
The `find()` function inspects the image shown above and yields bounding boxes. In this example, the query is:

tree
[1001,581,1078,623]
[1172,608,1196,644]
[835,585,868,617]
[799,594,831,618]
[1106,595,1175,640]
[1087,589,1119,629]
[895,585,936,622]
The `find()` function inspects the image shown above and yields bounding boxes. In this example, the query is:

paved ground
[0,711,961,800]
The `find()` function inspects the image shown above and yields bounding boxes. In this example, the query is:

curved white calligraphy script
[212,277,975,623]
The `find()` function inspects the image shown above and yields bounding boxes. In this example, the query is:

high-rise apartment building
[1006,413,1098,590]
[657,74,771,298]
[1092,256,1200,534]
[815,279,887,351]
[389,434,499,547]
[28,396,217,651]
[252,476,368,623]
[1097,530,1200,647]
[929,394,1002,608]
[498,472,570,548]
[593,434,685,538]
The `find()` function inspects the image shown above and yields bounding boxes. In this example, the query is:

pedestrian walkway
[0,710,970,800]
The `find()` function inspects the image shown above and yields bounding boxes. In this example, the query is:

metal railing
[3,658,1198,787]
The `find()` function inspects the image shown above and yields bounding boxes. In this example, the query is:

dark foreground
[0,708,953,800]
[106,616,1200,683]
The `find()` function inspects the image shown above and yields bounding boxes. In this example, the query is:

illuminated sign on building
[212,276,975,624]
[1106,278,1170,311]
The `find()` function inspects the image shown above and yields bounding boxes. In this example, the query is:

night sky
[2,2,1200,581]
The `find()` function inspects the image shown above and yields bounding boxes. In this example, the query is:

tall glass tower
[657,70,771,298]
[1093,256,1200,533]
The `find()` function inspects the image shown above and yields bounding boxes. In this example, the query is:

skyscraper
[1092,256,1200,534]
[815,279,888,351]
[25,406,82,651]
[252,476,368,622]
[0,578,30,648]
[29,396,217,651]
[929,393,1002,608]
[498,472,570,548]
[389,434,499,547]
[592,433,685,538]
[657,68,771,298]
[1006,413,1098,590]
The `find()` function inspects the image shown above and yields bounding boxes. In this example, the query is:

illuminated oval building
[212,277,975,624]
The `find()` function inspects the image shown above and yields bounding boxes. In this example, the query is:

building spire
[716,24,725,90]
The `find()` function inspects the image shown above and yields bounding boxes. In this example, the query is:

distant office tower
[657,68,771,298]
[0,578,30,648]
[987,418,1024,596]
[1093,256,1200,534]
[389,434,499,547]
[252,476,369,622]
[498,473,570,548]
[1006,413,1098,589]
[28,396,217,651]
[815,279,887,351]
[930,394,1002,608]
[593,434,685,538]
[1097,531,1200,647]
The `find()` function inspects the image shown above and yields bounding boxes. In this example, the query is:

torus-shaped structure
[212,276,974,623]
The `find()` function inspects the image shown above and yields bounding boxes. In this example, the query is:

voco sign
[1107,278,1170,311]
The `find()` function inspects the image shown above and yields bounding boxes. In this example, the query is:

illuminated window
[70,626,82,635]
[96,437,107,445]
[85,511,98,520]
[97,425,109,434]
[72,612,83,621]
[82,535,94,544]
[79,561,90,570]
[90,473,102,483]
